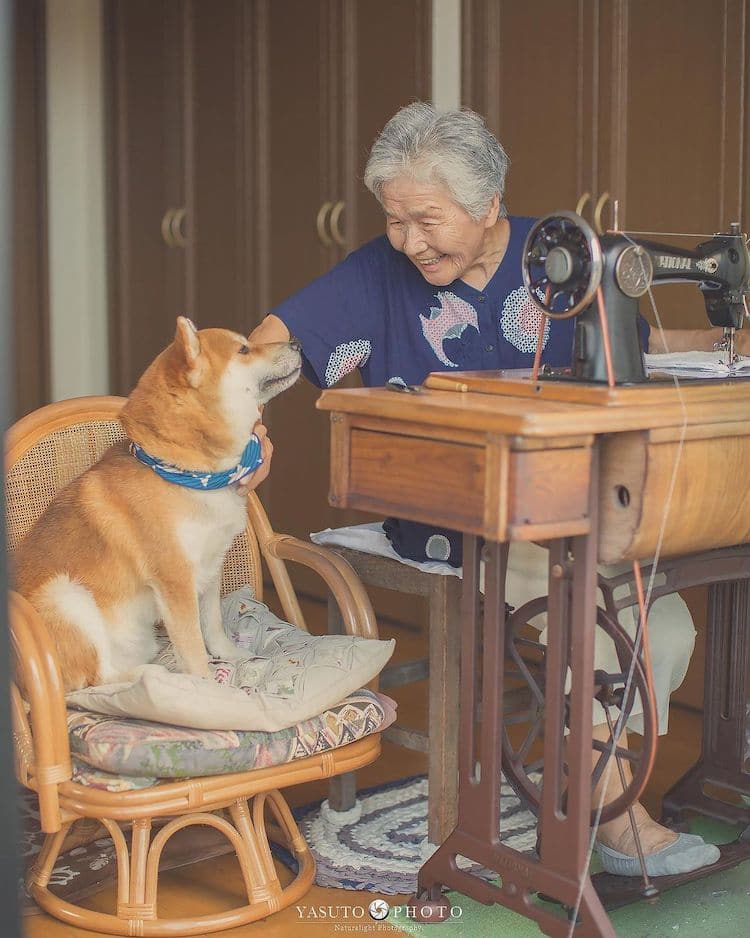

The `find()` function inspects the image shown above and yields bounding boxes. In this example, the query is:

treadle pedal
[591,837,750,910]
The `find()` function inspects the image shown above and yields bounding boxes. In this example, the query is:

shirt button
[485,344,494,352]
[478,295,486,302]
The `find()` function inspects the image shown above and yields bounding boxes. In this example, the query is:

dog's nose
[289,337,302,352]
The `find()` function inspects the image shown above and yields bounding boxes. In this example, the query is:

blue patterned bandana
[128,435,263,490]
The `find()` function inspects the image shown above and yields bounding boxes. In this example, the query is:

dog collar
[128,435,263,490]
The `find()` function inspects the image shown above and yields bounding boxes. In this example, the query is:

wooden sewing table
[318,372,750,938]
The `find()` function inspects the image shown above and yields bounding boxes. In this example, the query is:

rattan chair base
[28,788,314,936]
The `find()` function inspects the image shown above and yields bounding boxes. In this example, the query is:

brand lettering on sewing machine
[656,255,693,271]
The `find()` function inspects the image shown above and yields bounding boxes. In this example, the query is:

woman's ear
[174,316,206,387]
[484,193,501,228]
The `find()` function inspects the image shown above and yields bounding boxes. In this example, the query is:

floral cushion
[65,589,395,732]
[71,757,158,791]
[67,689,396,778]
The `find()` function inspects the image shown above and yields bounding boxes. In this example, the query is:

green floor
[394,820,750,937]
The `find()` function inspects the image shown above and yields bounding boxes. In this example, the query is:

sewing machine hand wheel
[523,211,604,319]
[501,596,657,825]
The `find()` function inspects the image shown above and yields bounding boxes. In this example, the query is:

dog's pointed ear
[174,316,205,387]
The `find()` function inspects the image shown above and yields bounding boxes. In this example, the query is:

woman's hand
[237,422,273,494]
[248,314,290,345]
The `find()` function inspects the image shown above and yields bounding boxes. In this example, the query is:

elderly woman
[250,102,718,876]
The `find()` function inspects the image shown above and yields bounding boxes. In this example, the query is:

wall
[45,0,108,400]
[432,0,460,111]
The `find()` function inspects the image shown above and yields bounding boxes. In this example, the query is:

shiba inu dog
[14,317,302,692]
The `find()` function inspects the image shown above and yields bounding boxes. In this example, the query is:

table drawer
[330,419,592,542]
[343,427,487,535]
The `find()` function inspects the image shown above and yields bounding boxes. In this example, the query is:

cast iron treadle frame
[409,474,750,928]
[411,445,614,937]
[592,570,750,910]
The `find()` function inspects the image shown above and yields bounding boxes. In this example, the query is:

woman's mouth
[417,254,446,270]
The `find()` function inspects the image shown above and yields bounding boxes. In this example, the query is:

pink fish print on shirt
[419,292,479,367]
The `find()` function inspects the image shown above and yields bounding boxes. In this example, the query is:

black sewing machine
[522,211,750,384]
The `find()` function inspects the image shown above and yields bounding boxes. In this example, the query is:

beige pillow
[66,589,395,732]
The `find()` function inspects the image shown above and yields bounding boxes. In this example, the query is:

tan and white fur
[14,317,301,692]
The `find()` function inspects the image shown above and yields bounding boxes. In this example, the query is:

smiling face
[381,176,502,288]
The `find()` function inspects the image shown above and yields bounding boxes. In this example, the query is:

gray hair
[363,101,510,221]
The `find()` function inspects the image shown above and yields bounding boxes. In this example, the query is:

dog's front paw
[207,634,244,661]
[122,663,152,684]
[180,657,213,680]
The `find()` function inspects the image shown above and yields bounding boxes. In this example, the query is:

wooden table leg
[663,578,750,825]
[426,575,461,843]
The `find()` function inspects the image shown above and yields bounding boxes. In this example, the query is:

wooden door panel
[342,0,432,249]
[263,0,338,552]
[462,0,598,219]
[608,0,746,331]
[105,0,186,394]
[189,0,260,334]
[617,0,744,235]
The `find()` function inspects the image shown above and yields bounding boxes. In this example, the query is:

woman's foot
[596,801,678,856]
[595,830,720,877]
[595,802,719,876]
[589,725,718,875]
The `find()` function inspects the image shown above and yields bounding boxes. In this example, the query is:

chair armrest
[8,590,72,832]
[262,534,379,641]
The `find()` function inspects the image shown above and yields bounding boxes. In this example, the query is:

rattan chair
[6,395,383,936]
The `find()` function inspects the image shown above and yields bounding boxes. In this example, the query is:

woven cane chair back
[5,397,263,598]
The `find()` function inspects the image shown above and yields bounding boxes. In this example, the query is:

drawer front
[344,428,488,535]
[507,447,591,538]
[331,422,593,542]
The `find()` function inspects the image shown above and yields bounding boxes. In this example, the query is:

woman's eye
[238,344,250,355]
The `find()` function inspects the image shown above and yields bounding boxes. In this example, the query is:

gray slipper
[595,833,720,877]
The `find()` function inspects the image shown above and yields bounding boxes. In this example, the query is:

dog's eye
[238,344,250,355]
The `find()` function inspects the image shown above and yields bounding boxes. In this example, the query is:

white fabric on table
[311,525,696,735]
[312,522,460,577]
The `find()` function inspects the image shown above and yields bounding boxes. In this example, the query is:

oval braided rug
[275,773,538,895]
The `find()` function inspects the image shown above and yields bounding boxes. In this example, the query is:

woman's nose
[403,226,426,254]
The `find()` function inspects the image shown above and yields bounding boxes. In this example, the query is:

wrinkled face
[381,176,497,286]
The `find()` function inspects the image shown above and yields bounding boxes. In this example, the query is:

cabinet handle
[330,200,346,247]
[170,208,187,248]
[161,208,176,247]
[594,191,611,235]
[575,192,591,216]
[316,200,334,247]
